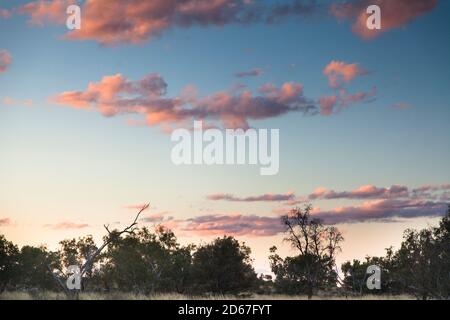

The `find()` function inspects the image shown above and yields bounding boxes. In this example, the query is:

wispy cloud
[0,49,12,73]
[319,60,375,116]
[235,68,264,78]
[392,102,413,110]
[181,214,283,237]
[0,8,12,18]
[0,218,12,226]
[312,199,446,225]
[323,60,368,89]
[1,97,33,106]
[207,192,295,202]
[176,196,448,237]
[309,184,409,200]
[141,211,173,223]
[44,221,90,230]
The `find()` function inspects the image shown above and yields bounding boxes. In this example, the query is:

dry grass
[0,291,415,300]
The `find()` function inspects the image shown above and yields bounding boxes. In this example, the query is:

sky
[0,0,449,274]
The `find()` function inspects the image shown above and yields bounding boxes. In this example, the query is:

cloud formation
[319,60,375,115]
[53,73,317,130]
[182,214,283,237]
[141,211,174,223]
[323,60,368,89]
[0,50,12,73]
[313,199,446,225]
[18,0,74,25]
[17,0,320,45]
[0,218,11,226]
[330,0,438,39]
[309,184,409,200]
[0,8,11,18]
[1,96,33,106]
[177,197,447,237]
[235,68,264,78]
[44,221,90,230]
[207,192,295,202]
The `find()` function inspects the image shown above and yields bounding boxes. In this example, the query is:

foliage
[270,206,343,298]
[0,204,449,299]
[191,236,257,294]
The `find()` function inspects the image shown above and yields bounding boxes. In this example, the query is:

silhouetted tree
[103,226,192,294]
[270,205,343,298]
[0,235,19,292]
[17,245,59,291]
[191,236,256,294]
[392,205,450,299]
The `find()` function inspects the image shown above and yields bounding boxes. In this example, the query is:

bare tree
[48,204,150,298]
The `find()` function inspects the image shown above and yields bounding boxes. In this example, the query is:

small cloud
[123,204,150,210]
[1,97,33,106]
[0,49,12,73]
[0,8,12,19]
[323,60,368,89]
[392,102,412,110]
[44,222,89,230]
[235,68,264,78]
[141,211,173,223]
[0,218,11,226]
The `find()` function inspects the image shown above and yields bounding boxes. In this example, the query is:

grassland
[0,291,416,300]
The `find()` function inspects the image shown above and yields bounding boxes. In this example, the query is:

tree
[392,205,450,300]
[47,203,150,297]
[17,245,60,291]
[271,205,343,298]
[0,235,19,292]
[102,226,192,294]
[341,248,403,296]
[191,236,257,294]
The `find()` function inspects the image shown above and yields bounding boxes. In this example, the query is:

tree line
[0,205,449,299]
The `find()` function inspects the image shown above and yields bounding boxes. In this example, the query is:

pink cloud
[207,192,295,202]
[318,87,376,116]
[0,8,12,18]
[44,221,90,230]
[123,204,152,210]
[53,73,316,130]
[0,218,11,226]
[308,184,409,200]
[177,197,448,236]
[1,97,33,106]
[324,60,368,88]
[17,0,318,45]
[18,0,75,25]
[330,0,438,39]
[0,50,12,73]
[319,95,338,116]
[319,61,375,115]
[141,211,173,223]
[313,199,446,224]
[182,214,283,237]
